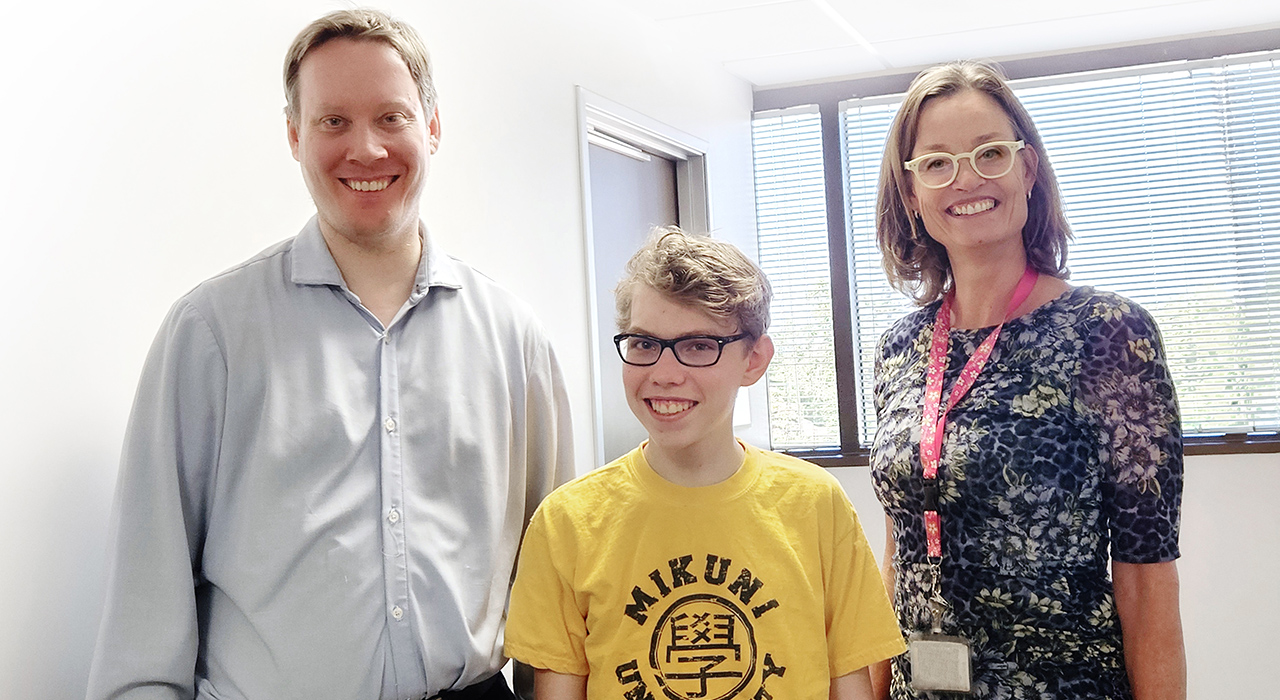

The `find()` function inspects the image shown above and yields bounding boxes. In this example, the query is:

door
[588,140,679,463]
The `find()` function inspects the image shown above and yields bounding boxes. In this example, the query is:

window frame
[753,28,1280,466]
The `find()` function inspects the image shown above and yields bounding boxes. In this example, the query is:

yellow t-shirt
[505,443,905,700]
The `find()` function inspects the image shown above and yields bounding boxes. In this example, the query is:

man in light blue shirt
[87,9,573,700]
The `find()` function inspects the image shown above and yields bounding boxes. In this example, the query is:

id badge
[908,631,972,693]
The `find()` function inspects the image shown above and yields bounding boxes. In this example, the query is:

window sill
[779,432,1280,467]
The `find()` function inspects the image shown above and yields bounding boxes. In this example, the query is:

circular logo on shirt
[648,593,757,700]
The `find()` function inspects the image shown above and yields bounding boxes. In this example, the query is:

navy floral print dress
[871,287,1183,699]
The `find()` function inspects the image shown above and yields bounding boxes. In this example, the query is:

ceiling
[610,0,1280,88]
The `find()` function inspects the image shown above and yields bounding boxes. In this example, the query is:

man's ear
[287,117,301,162]
[740,334,775,387]
[428,107,441,154]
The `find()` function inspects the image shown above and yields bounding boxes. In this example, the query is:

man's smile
[341,176,397,192]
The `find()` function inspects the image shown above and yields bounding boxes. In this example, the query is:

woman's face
[905,89,1038,262]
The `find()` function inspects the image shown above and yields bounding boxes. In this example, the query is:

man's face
[288,38,439,245]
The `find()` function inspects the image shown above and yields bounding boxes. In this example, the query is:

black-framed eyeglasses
[613,332,751,367]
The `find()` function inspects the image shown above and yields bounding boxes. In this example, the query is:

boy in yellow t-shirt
[505,228,905,700]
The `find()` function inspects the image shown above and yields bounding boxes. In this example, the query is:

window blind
[1015,56,1280,435]
[842,99,911,446]
[751,106,840,448]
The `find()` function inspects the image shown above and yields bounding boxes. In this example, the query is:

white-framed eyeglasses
[904,140,1026,189]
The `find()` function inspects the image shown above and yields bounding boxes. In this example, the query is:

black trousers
[432,672,515,700]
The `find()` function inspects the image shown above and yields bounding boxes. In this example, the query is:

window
[753,106,839,448]
[753,50,1280,463]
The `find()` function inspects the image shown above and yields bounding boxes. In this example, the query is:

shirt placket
[377,325,429,697]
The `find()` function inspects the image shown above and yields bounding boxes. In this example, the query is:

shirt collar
[290,216,464,296]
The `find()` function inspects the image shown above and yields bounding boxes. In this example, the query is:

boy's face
[621,285,772,456]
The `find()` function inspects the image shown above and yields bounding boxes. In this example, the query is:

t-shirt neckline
[628,441,764,504]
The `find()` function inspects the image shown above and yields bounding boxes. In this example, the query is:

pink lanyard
[920,266,1038,559]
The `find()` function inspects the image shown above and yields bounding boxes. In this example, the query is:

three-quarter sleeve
[1077,298,1183,563]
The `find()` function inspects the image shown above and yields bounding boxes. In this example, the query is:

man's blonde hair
[284,8,437,121]
[615,227,772,338]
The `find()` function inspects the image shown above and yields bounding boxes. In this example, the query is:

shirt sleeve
[504,503,590,676]
[87,298,226,699]
[1078,297,1183,564]
[824,486,907,678]
[521,325,575,525]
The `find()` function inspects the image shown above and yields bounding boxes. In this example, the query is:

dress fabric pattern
[871,287,1183,700]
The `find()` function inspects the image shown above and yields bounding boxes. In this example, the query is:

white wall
[0,1,754,696]
[833,451,1280,699]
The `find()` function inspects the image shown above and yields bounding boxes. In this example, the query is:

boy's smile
[647,398,696,416]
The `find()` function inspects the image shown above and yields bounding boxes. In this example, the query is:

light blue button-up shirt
[88,219,574,700]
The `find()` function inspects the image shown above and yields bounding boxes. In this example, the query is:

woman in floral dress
[869,61,1184,699]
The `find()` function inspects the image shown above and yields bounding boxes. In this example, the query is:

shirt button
[388,508,400,524]
[384,417,397,433]
[391,605,404,620]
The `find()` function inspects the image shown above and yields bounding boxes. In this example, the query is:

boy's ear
[740,334,774,387]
